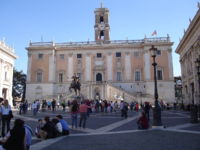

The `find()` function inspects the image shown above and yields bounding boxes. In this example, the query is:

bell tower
[94,4,110,43]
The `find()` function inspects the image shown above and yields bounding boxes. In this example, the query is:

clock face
[99,24,105,30]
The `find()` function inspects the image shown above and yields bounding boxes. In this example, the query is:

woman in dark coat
[0,119,26,150]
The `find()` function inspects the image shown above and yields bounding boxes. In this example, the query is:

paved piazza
[12,109,200,150]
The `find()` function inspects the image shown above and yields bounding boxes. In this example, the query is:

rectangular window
[157,50,161,56]
[59,54,64,59]
[97,53,102,58]
[116,72,122,81]
[77,54,82,58]
[157,70,163,80]
[116,52,121,57]
[37,72,42,82]
[38,53,43,59]
[134,52,139,57]
[135,71,141,81]
[59,73,63,83]
[4,72,7,80]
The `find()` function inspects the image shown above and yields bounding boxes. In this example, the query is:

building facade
[26,6,175,103]
[176,6,200,105]
[0,40,17,105]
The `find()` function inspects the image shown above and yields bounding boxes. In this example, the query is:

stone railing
[29,37,171,47]
[0,41,14,52]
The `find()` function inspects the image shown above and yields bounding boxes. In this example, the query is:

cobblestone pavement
[12,109,200,150]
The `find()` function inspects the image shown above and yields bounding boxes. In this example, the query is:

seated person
[40,116,58,139]
[0,119,26,150]
[35,119,44,138]
[52,118,63,136]
[137,112,149,129]
[56,115,69,135]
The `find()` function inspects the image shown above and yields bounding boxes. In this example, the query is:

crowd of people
[35,115,69,139]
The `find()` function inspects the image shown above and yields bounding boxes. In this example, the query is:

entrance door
[96,73,102,81]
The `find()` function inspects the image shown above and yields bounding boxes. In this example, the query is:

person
[40,116,58,139]
[56,115,69,135]
[122,102,128,119]
[47,101,51,110]
[70,100,79,129]
[31,101,37,116]
[79,101,90,129]
[52,118,62,136]
[0,100,12,137]
[35,119,44,138]
[137,112,149,129]
[52,99,56,112]
[120,101,124,117]
[24,124,33,150]
[144,102,150,121]
[0,119,26,150]
[134,103,139,112]
[19,102,23,115]
[61,100,66,111]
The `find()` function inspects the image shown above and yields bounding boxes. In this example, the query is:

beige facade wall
[26,38,174,103]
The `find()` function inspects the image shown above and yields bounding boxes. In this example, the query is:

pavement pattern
[11,109,200,150]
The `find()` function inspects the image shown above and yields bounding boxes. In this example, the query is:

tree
[12,68,26,101]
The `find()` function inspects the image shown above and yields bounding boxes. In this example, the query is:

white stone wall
[145,81,175,103]
[26,83,55,102]
[0,41,16,106]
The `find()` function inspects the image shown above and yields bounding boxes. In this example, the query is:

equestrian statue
[69,73,81,96]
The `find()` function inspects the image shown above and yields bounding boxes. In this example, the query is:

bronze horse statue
[69,75,81,96]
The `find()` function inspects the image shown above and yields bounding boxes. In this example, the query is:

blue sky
[0,0,199,76]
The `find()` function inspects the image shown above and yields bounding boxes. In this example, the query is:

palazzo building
[0,40,17,105]
[26,6,175,103]
[176,6,200,105]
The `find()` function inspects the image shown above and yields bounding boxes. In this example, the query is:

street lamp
[149,45,162,126]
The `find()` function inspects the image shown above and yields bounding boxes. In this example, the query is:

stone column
[9,64,14,106]
[48,50,56,82]
[27,53,32,82]
[144,51,151,80]
[85,53,91,81]
[125,52,131,80]
[106,53,113,81]
[168,48,174,80]
[67,53,74,81]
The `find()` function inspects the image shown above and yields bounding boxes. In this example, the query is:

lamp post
[195,56,200,120]
[150,45,162,126]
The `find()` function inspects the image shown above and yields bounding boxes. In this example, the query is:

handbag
[9,110,13,119]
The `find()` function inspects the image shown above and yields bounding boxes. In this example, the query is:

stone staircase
[106,82,154,103]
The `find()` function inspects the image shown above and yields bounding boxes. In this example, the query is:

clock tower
[94,5,110,43]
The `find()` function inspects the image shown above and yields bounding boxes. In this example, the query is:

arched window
[100,31,104,40]
[100,16,104,23]
[96,73,102,81]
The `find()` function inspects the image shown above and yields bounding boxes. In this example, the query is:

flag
[151,30,157,36]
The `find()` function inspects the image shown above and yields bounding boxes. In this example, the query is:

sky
[0,0,199,76]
